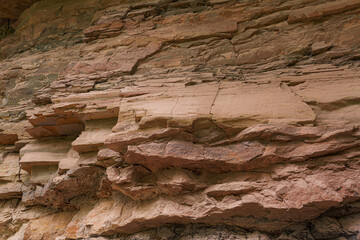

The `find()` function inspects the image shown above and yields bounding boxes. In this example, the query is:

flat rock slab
[19,139,73,172]
[211,82,316,128]
[72,119,117,153]
[116,81,315,132]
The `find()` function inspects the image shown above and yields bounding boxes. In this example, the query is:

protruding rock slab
[125,140,265,173]
[22,166,104,207]
[72,118,117,153]
[105,128,183,152]
[26,90,120,138]
[113,82,315,136]
[65,164,360,236]
[211,82,316,128]
[19,138,73,173]
[287,0,360,24]
[107,165,157,201]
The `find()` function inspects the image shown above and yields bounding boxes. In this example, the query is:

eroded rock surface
[1,0,360,239]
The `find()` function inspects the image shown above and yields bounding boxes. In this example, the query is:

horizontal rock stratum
[1,0,360,239]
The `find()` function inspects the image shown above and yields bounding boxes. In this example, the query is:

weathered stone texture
[0,0,360,239]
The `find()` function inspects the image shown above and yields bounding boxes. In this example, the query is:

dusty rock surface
[1,0,360,239]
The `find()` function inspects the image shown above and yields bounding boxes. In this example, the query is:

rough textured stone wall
[0,0,360,239]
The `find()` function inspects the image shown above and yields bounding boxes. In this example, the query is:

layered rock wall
[1,0,360,239]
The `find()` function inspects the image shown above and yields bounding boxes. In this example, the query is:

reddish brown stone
[1,0,360,239]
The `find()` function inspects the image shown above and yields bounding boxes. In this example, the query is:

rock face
[0,0,360,239]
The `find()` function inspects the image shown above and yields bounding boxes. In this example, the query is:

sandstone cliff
[1,0,360,239]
